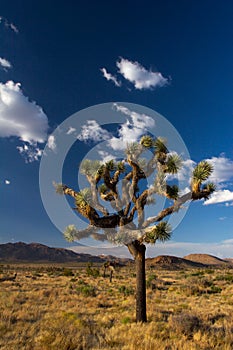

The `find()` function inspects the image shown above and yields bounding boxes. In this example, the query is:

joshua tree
[55,135,215,322]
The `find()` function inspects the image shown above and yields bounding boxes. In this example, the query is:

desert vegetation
[56,135,216,322]
[0,262,233,350]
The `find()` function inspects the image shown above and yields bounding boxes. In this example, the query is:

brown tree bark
[127,241,147,322]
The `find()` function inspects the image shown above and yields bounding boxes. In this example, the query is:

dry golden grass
[0,263,233,349]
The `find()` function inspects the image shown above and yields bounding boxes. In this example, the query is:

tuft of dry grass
[0,263,233,349]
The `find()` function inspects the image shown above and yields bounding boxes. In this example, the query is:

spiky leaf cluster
[165,154,182,174]
[166,185,179,200]
[145,222,172,244]
[53,182,65,195]
[140,135,154,148]
[80,159,101,176]
[192,161,213,182]
[63,225,77,242]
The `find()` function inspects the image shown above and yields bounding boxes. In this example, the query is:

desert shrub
[190,270,205,277]
[121,316,131,324]
[62,268,74,277]
[169,313,202,338]
[181,277,221,296]
[86,263,100,278]
[215,273,233,283]
[46,266,62,276]
[118,285,134,296]
[208,285,222,294]
[146,274,157,288]
[76,283,96,297]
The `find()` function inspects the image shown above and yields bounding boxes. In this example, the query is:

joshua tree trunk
[128,240,147,323]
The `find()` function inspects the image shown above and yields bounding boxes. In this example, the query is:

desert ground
[0,262,233,350]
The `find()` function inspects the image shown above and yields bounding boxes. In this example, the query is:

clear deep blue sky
[0,1,233,257]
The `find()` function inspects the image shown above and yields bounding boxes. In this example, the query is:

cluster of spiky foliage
[144,221,172,244]
[191,161,216,198]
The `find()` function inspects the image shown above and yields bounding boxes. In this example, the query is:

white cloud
[204,189,233,205]
[47,135,56,151]
[17,143,43,163]
[206,156,233,184]
[5,179,10,185]
[0,57,12,70]
[0,81,49,144]
[116,58,168,90]
[109,104,155,150]
[77,120,111,143]
[66,126,76,135]
[98,150,116,163]
[100,67,121,87]
[0,16,19,33]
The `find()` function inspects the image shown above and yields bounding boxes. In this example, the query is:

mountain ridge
[0,242,232,268]
[0,242,128,264]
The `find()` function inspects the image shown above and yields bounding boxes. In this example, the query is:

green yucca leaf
[80,159,102,176]
[165,154,183,174]
[202,182,216,194]
[140,135,154,148]
[75,188,92,207]
[144,221,172,244]
[105,159,116,171]
[63,225,77,242]
[99,183,108,194]
[53,182,65,195]
[153,137,168,154]
[192,161,213,182]
[117,161,126,172]
[166,185,179,200]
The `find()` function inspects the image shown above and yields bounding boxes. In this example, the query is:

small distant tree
[55,135,215,322]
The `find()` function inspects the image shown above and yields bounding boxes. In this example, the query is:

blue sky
[0,1,233,257]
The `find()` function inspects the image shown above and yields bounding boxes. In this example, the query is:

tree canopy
[55,135,215,247]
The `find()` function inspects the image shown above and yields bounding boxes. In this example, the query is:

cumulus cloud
[47,135,56,151]
[0,80,49,162]
[0,16,19,33]
[0,81,49,143]
[77,120,111,143]
[204,189,233,205]
[206,156,233,183]
[109,103,155,150]
[0,57,12,70]
[116,58,168,90]
[17,143,43,163]
[100,67,121,87]
[98,150,116,163]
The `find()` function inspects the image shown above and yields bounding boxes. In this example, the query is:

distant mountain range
[0,242,232,269]
[146,254,233,269]
[0,242,129,264]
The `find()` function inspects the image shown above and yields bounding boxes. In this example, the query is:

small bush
[62,268,74,277]
[190,270,205,277]
[118,285,134,296]
[208,285,222,294]
[76,284,96,297]
[121,316,131,324]
[86,263,100,278]
[146,274,157,288]
[169,313,202,338]
[215,273,233,283]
